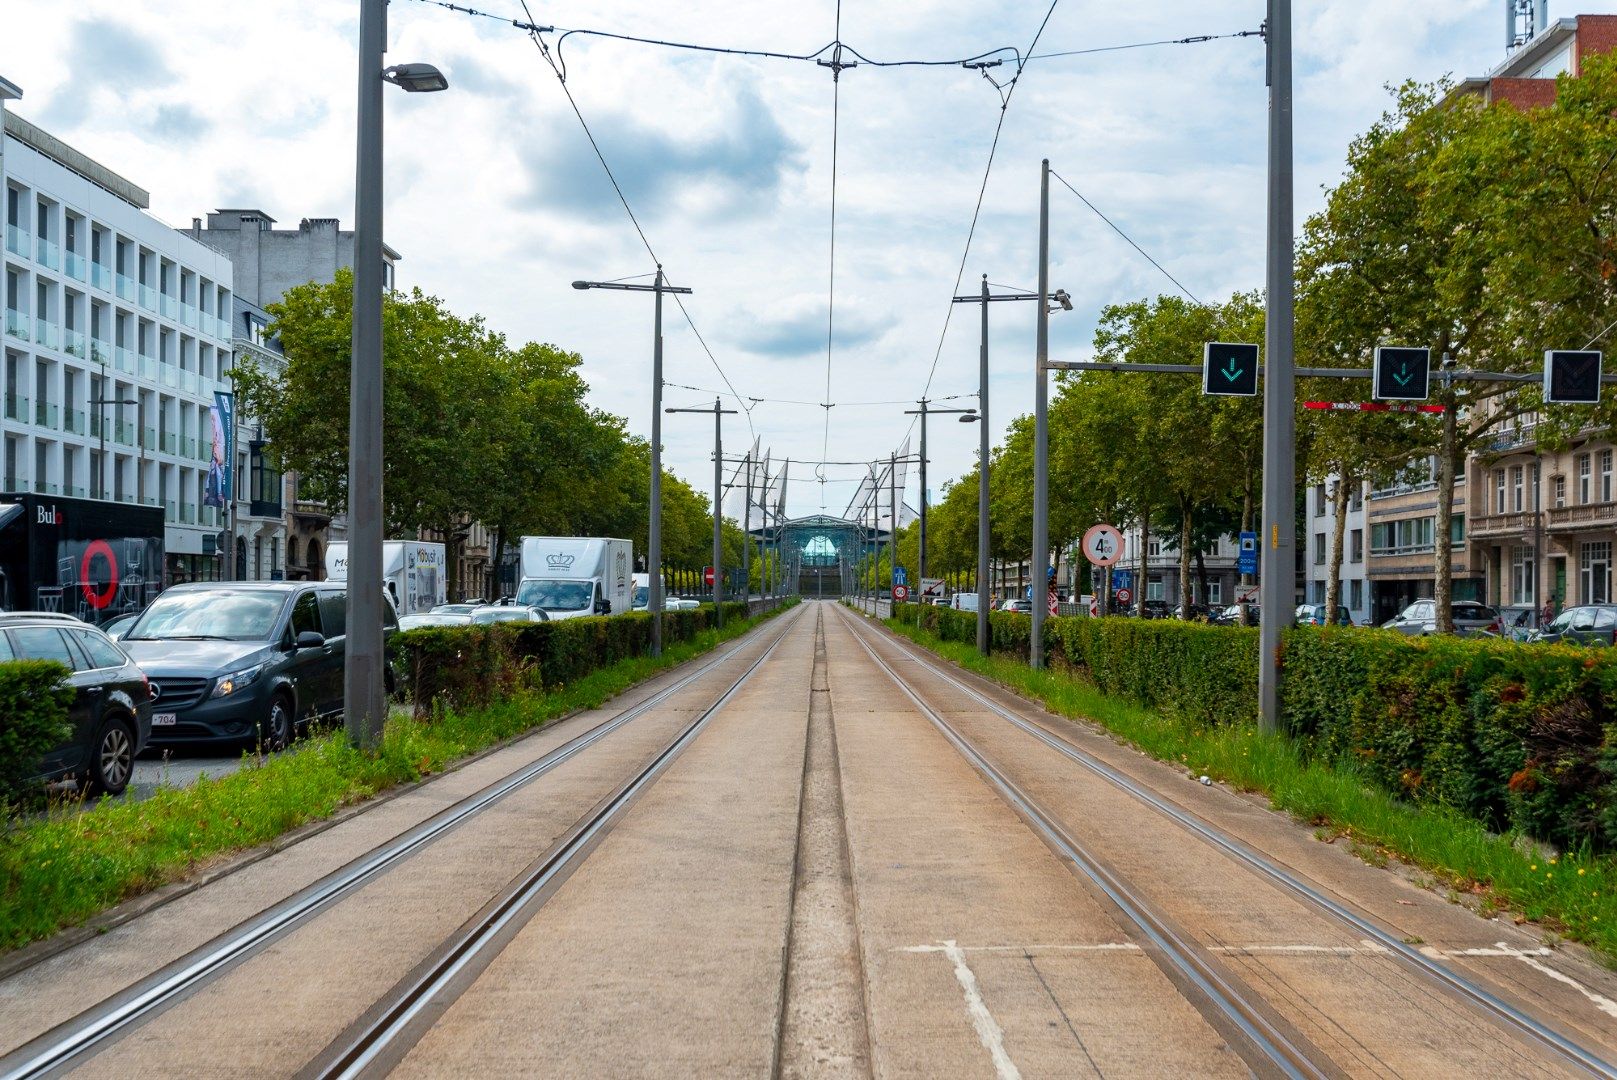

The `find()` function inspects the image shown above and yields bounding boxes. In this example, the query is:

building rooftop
[0,75,21,102]
[2,110,151,209]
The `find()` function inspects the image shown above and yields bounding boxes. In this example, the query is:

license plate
[152,712,178,726]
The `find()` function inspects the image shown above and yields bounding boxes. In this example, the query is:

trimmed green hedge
[0,661,75,809]
[401,602,763,714]
[902,605,1617,852]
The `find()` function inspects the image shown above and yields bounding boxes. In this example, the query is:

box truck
[325,540,447,615]
[517,537,633,620]
[0,492,164,627]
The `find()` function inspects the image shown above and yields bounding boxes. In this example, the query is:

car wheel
[87,717,136,797]
[261,694,294,752]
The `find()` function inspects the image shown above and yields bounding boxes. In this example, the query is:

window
[1510,546,1536,606]
[1451,516,1465,544]
[1582,541,1612,605]
[1350,529,1363,564]
[1312,581,1326,604]
[8,626,77,667]
[1349,484,1362,512]
[1603,450,1613,503]
[72,629,127,669]
[1370,517,1437,555]
[1579,454,1592,503]
[1350,579,1364,611]
[1147,539,1160,558]
[1314,484,1326,516]
[1556,475,1566,507]
[289,591,321,640]
[1146,574,1165,601]
[1512,465,1525,513]
[1314,533,1326,565]
[317,592,347,639]
[1495,468,1506,514]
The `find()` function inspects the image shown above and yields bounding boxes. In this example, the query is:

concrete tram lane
[844,609,1617,1077]
[386,603,821,1078]
[820,606,1251,1079]
[0,609,806,1069]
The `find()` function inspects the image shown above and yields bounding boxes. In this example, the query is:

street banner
[204,391,234,509]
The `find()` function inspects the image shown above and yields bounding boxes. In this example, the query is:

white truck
[518,537,634,621]
[325,540,447,615]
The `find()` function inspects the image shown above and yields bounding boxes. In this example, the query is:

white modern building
[2,81,235,582]
[1302,478,1372,623]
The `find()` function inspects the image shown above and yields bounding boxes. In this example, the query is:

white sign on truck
[517,537,634,621]
[325,540,447,615]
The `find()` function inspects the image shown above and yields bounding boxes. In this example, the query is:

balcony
[1547,502,1617,531]
[161,432,176,455]
[4,395,27,422]
[4,225,27,257]
[115,274,136,302]
[181,368,199,393]
[160,294,178,319]
[114,421,135,446]
[142,427,157,451]
[35,237,59,271]
[91,263,112,291]
[138,284,157,311]
[65,485,86,498]
[34,402,58,429]
[4,308,27,340]
[2,476,17,491]
[139,354,158,381]
[164,500,176,522]
[181,435,197,458]
[180,502,196,524]
[32,480,60,495]
[89,414,100,438]
[90,339,111,364]
[62,329,86,359]
[112,346,135,374]
[64,251,86,281]
[159,363,179,389]
[62,409,85,435]
[33,319,59,350]
[180,303,198,329]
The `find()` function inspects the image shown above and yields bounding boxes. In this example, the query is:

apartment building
[1,85,236,583]
[1302,479,1372,623]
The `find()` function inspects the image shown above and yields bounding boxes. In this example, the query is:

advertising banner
[205,391,235,509]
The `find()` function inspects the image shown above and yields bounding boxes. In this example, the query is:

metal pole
[649,267,665,656]
[890,452,898,612]
[1031,159,1051,669]
[918,399,928,581]
[743,449,752,609]
[978,274,991,654]
[1258,0,1295,735]
[712,398,723,627]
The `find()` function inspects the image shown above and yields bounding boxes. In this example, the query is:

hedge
[0,661,76,809]
[902,604,1617,853]
[401,602,758,715]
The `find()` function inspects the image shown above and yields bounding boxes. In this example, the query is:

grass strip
[879,613,1617,963]
[0,601,796,954]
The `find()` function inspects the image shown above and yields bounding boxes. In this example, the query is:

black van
[119,582,398,750]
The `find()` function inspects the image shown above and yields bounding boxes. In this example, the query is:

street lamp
[90,395,137,503]
[572,268,691,656]
[953,274,1068,655]
[903,398,975,587]
[666,398,736,628]
[346,0,447,750]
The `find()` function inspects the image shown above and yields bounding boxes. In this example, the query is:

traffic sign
[1545,350,1603,404]
[892,584,909,601]
[703,565,715,586]
[1202,342,1260,397]
[920,577,944,599]
[1112,569,1133,592]
[893,566,908,587]
[1235,584,1260,604]
[1237,531,1258,576]
[1373,346,1431,401]
[1048,590,1059,617]
[1116,587,1133,606]
[1082,523,1125,567]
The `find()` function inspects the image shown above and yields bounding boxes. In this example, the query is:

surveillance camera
[1441,355,1457,369]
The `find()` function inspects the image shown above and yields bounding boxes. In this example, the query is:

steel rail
[852,613,1617,1080]
[311,609,803,1078]
[0,605,807,1080]
[837,608,1323,1080]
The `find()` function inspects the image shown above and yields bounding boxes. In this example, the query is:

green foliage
[0,661,75,810]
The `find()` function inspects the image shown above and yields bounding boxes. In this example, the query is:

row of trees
[232,269,759,599]
[918,57,1617,625]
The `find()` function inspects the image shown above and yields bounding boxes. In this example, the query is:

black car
[0,612,152,795]
[120,582,399,750]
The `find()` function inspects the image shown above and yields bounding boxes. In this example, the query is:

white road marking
[939,940,1023,1080]
[1489,942,1617,1020]
[899,943,1141,954]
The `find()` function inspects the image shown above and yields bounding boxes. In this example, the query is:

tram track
[0,604,808,1080]
[834,604,1617,1079]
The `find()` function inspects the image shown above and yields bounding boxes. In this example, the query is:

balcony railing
[4,225,27,257]
[160,294,178,319]
[64,251,86,281]
[114,421,135,446]
[33,320,59,350]
[90,339,111,364]
[62,330,86,358]
[65,485,86,498]
[180,303,198,329]
[62,409,85,435]
[34,402,58,429]
[115,274,136,302]
[161,431,176,454]
[164,500,177,522]
[138,284,157,311]
[32,480,60,495]
[35,237,59,270]
[113,346,135,374]
[142,427,157,451]
[4,395,27,422]
[181,435,197,458]
[180,502,196,524]
[181,368,199,393]
[4,309,27,340]
[1547,502,1617,530]
[139,354,158,380]
[91,263,113,291]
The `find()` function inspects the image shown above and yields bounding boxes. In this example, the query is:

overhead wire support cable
[1050,168,1203,306]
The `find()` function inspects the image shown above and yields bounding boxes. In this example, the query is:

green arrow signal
[1393,363,1412,387]
[1221,358,1244,382]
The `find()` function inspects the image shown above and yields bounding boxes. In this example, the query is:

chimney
[191,216,202,237]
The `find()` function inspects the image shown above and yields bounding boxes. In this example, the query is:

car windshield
[633,586,649,607]
[125,590,286,642]
[399,613,471,629]
[517,579,593,611]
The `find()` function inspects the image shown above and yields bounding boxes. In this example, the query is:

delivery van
[325,540,447,615]
[517,537,633,621]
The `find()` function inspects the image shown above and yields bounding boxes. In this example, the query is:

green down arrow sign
[1203,342,1259,397]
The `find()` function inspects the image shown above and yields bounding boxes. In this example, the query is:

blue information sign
[893,566,908,586]
[1112,569,1133,592]
[1238,531,1259,575]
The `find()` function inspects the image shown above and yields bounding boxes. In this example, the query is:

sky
[4,0,1604,524]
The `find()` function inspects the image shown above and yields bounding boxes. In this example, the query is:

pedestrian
[1541,597,1556,625]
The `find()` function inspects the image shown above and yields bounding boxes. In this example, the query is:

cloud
[517,85,804,220]
[728,304,888,359]
[146,104,210,143]
[41,20,175,127]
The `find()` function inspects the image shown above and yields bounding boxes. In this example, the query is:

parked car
[0,612,152,795]
[1139,599,1171,620]
[398,612,473,631]
[949,593,980,613]
[1382,600,1500,636]
[101,611,141,641]
[1295,604,1354,627]
[120,582,401,750]
[469,605,549,624]
[431,603,483,616]
[1494,604,1541,642]
[1171,603,1213,621]
[1536,604,1617,646]
[1000,599,1034,614]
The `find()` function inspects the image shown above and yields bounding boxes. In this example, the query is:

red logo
[80,540,119,610]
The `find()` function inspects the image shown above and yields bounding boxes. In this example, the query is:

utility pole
[572,268,691,657]
[905,397,975,585]
[889,451,898,610]
[667,398,735,628]
[742,449,752,610]
[1031,158,1052,669]
[1258,0,1295,734]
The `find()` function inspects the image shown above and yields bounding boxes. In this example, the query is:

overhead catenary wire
[1050,168,1203,306]
[822,0,845,493]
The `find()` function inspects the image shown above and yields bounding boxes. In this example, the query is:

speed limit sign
[892,584,909,601]
[1116,587,1133,606]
